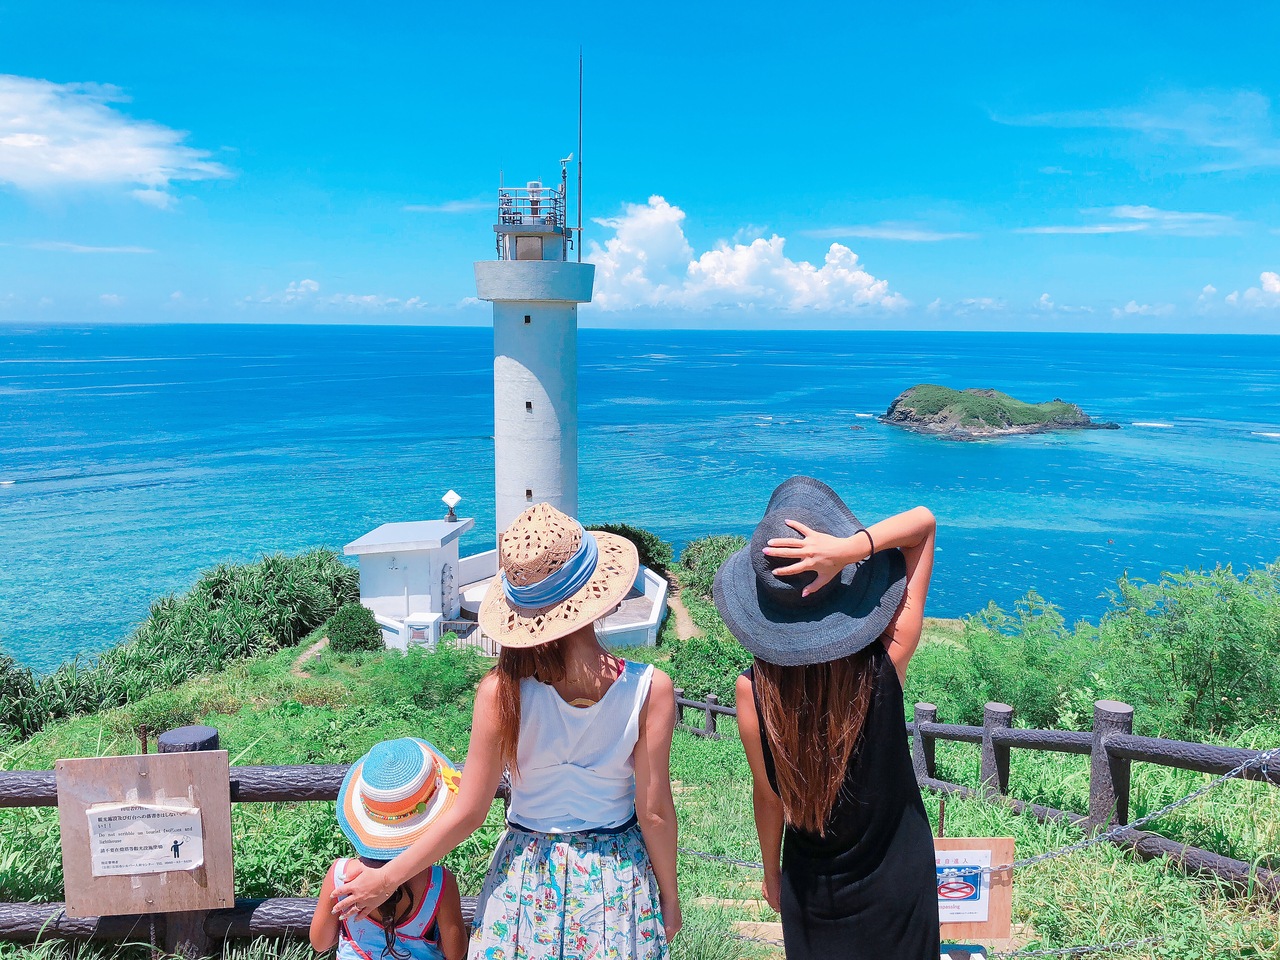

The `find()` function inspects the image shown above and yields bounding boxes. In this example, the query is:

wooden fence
[0,744,500,955]
[675,690,1280,900]
[3,696,1277,953]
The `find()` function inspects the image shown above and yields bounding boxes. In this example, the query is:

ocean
[2,323,1278,672]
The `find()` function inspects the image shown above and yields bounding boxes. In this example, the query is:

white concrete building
[343,518,473,650]
[475,176,595,533]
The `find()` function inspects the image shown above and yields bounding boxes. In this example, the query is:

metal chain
[735,930,1166,957]
[938,745,1280,877]
[988,935,1164,958]
[681,744,1280,877]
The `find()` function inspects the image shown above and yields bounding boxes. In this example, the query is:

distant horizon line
[2,317,1278,336]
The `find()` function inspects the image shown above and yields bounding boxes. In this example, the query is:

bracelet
[856,528,875,559]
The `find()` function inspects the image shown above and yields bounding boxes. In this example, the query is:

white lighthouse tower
[475,163,595,533]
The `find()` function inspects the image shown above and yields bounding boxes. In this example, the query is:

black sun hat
[713,476,907,666]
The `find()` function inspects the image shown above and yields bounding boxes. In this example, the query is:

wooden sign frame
[936,837,1014,941]
[55,751,234,918]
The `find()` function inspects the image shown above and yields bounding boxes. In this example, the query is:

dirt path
[668,586,704,641]
[290,635,329,677]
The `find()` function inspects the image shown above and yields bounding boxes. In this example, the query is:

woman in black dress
[713,476,939,960]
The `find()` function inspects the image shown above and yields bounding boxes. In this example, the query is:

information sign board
[935,837,1014,941]
[55,751,234,918]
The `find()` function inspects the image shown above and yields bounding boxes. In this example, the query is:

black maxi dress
[748,642,940,960]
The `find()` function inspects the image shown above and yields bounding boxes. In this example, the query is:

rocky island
[882,384,1120,440]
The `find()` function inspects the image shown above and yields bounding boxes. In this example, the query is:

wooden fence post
[704,694,719,738]
[1089,700,1134,829]
[674,689,685,728]
[981,703,1013,797]
[913,703,937,781]
[157,726,220,960]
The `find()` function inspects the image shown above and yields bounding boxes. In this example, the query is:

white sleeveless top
[507,659,655,833]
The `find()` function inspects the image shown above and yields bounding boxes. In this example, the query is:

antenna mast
[577,51,583,263]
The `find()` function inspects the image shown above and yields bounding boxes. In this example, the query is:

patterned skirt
[469,820,668,960]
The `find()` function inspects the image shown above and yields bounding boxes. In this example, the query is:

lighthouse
[475,163,595,534]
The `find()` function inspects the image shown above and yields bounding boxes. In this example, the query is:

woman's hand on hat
[763,519,865,597]
[331,859,389,920]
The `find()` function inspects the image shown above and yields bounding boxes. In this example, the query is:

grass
[4,638,1278,959]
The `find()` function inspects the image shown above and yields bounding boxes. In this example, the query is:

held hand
[762,519,867,596]
[662,897,682,943]
[331,859,387,920]
[762,872,781,912]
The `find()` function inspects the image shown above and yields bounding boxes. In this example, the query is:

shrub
[0,548,359,742]
[1096,562,1280,738]
[328,603,384,654]
[587,523,674,576]
[666,630,752,704]
[678,535,748,601]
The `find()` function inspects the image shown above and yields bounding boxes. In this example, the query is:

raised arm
[734,673,783,911]
[763,506,937,683]
[634,668,681,942]
[333,674,508,919]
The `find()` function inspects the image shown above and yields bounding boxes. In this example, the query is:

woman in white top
[334,503,681,960]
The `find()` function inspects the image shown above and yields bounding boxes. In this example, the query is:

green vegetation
[907,562,1280,740]
[4,533,1280,958]
[3,639,1277,960]
[0,549,357,746]
[588,522,675,576]
[883,384,1115,437]
[326,602,382,654]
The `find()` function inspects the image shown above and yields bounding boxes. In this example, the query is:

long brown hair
[752,649,877,835]
[491,638,567,775]
[355,856,414,959]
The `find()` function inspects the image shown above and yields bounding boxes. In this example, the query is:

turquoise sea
[2,324,1278,672]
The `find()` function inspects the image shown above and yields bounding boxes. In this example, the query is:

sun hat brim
[335,739,458,860]
[478,530,639,648]
[712,476,908,667]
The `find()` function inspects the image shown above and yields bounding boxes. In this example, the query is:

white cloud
[1036,293,1094,314]
[28,241,154,254]
[1224,271,1280,309]
[1018,223,1147,235]
[998,90,1280,172]
[0,74,229,205]
[1019,205,1238,237]
[587,196,905,312]
[806,223,978,242]
[926,296,1006,316]
[403,199,490,213]
[1111,300,1175,318]
[99,293,123,306]
[244,278,430,312]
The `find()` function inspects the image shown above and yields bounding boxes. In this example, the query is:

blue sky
[2,1,1279,331]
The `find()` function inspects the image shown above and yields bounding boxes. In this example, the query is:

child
[310,738,467,960]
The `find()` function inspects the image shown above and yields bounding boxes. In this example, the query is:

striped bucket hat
[336,738,459,860]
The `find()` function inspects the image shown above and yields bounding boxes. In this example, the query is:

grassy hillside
[3,640,1278,959]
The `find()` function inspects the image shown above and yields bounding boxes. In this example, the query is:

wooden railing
[0,749,505,954]
[674,691,1280,900]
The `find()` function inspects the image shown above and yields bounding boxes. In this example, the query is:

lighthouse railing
[497,186,566,228]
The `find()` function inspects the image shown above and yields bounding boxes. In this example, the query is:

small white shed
[343,518,475,650]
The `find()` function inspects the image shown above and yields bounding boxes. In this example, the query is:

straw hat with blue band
[336,738,460,860]
[713,476,908,667]
[479,502,639,648]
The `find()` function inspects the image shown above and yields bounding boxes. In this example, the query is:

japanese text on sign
[86,802,205,876]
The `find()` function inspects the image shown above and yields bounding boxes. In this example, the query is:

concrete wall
[475,260,595,303]
[491,301,579,533]
[357,541,462,622]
